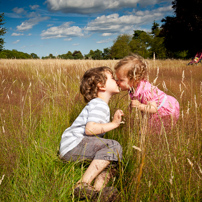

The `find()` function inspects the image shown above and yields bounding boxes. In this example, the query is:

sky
[1,0,174,58]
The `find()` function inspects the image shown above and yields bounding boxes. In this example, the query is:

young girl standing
[115,54,180,134]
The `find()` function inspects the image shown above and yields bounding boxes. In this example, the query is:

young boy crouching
[59,66,124,201]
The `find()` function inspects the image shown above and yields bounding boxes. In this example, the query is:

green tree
[66,51,74,59]
[0,13,6,51]
[58,51,74,59]
[129,30,152,58]
[150,22,167,59]
[110,34,131,59]
[160,0,202,56]
[85,50,94,59]
[49,54,55,59]
[72,50,83,59]
[0,49,33,59]
[92,49,103,60]
[151,21,160,37]
[133,30,145,39]
[30,53,39,59]
[102,48,111,59]
[150,36,167,59]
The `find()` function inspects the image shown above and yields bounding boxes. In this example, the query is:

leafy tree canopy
[0,13,6,51]
[129,30,152,58]
[102,48,111,59]
[72,50,83,59]
[160,0,202,56]
[58,51,74,59]
[110,34,131,59]
[0,49,36,59]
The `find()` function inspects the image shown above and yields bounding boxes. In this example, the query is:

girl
[115,54,180,134]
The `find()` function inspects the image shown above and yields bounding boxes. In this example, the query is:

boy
[59,66,124,201]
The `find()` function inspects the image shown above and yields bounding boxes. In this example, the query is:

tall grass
[0,59,201,201]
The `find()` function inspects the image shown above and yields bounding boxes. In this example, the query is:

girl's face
[116,70,133,91]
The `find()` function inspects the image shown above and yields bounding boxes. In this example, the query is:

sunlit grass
[0,59,202,201]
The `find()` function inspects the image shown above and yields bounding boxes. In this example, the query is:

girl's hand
[112,109,124,126]
[130,100,157,113]
[131,99,141,108]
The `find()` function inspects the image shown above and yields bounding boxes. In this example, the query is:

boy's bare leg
[76,159,110,189]
[93,170,112,191]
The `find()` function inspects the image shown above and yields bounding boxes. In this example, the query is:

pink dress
[129,81,180,133]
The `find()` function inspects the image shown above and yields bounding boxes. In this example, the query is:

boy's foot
[97,187,119,202]
[74,182,98,200]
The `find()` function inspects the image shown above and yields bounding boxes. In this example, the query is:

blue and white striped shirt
[59,98,110,158]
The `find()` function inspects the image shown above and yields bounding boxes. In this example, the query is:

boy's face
[104,71,120,94]
[116,70,133,91]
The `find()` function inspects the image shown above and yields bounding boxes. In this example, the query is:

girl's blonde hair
[114,54,148,87]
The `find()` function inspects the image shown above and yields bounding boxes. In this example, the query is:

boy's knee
[112,140,122,159]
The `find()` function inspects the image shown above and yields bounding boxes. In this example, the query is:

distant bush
[0,49,39,59]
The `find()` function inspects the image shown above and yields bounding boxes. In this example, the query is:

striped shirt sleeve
[87,102,110,124]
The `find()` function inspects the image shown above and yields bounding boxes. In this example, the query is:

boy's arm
[131,100,157,113]
[85,109,124,135]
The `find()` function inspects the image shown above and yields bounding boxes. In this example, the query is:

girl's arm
[131,99,157,113]
[85,109,124,135]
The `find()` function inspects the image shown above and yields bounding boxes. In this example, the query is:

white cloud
[17,16,49,31]
[46,0,172,14]
[46,0,138,14]
[13,40,20,44]
[102,33,113,36]
[21,46,26,49]
[84,13,135,33]
[11,33,24,36]
[73,43,79,46]
[4,12,21,18]
[84,6,173,34]
[138,0,172,7]
[41,22,84,39]
[28,12,38,18]
[30,5,40,10]
[13,7,26,14]
[64,38,72,41]
[96,38,113,44]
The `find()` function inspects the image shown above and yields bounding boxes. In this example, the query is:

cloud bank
[46,0,172,14]
[41,22,84,39]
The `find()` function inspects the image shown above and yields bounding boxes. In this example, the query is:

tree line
[0,0,202,59]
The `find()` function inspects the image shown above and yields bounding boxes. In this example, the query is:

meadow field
[0,59,201,201]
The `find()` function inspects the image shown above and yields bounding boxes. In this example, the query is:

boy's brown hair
[114,54,148,87]
[80,66,113,103]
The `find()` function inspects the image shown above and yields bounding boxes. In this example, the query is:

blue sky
[1,0,174,58]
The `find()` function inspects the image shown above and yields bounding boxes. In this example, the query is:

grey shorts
[61,136,122,162]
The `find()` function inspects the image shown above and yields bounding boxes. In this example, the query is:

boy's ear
[97,83,105,90]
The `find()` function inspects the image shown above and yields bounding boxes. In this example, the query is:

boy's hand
[112,109,124,127]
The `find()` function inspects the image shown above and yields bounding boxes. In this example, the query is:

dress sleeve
[135,81,157,104]
[140,90,156,104]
